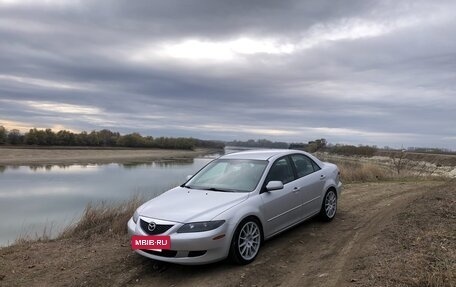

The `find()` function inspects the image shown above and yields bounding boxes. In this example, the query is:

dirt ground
[0,147,217,165]
[1,180,453,287]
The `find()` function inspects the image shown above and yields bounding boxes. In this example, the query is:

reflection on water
[0,158,202,173]
[122,159,196,169]
[0,152,229,246]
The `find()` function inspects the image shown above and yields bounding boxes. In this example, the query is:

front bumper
[127,217,231,265]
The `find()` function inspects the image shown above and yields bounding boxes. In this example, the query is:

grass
[14,222,55,245]
[317,152,452,183]
[59,195,143,240]
[336,160,391,182]
[11,196,143,246]
[12,196,143,246]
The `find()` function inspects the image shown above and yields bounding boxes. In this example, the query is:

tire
[319,189,337,221]
[229,217,262,265]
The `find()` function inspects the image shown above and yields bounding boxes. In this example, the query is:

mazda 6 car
[127,149,342,265]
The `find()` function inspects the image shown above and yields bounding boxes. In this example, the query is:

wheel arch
[326,185,337,195]
[231,214,265,243]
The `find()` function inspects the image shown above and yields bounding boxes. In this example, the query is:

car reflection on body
[128,149,342,265]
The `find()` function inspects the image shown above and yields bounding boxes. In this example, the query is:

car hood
[139,186,249,223]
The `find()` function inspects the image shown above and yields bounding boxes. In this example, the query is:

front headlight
[177,220,225,233]
[133,210,140,223]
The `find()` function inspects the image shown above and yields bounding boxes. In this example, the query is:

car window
[186,159,268,192]
[311,159,321,171]
[195,161,228,183]
[266,157,295,184]
[290,154,318,178]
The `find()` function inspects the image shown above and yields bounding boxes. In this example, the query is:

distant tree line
[226,138,328,152]
[290,138,327,152]
[329,145,377,157]
[226,139,289,149]
[0,126,225,150]
[289,139,378,157]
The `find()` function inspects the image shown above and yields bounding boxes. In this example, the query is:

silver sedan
[127,149,342,265]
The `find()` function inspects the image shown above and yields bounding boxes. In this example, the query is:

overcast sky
[0,0,455,149]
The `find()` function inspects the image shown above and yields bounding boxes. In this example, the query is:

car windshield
[185,159,268,192]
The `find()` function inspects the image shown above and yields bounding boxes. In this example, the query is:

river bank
[0,147,221,166]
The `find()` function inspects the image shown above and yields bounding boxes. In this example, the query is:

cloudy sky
[0,0,455,149]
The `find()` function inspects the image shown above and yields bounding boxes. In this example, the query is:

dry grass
[317,152,450,183]
[10,196,143,245]
[353,182,456,287]
[377,150,456,167]
[336,160,392,182]
[14,223,54,245]
[59,195,143,240]
[317,152,394,183]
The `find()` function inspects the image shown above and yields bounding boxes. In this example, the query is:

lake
[0,148,245,246]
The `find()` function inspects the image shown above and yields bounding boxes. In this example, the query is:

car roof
[221,149,297,160]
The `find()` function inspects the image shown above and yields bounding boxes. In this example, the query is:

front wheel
[319,189,337,221]
[229,218,262,265]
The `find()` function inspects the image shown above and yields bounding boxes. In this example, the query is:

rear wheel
[319,189,337,221]
[229,218,262,265]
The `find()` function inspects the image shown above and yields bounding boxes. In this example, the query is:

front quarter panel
[211,193,265,258]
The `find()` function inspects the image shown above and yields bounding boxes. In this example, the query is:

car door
[260,156,300,237]
[290,154,325,218]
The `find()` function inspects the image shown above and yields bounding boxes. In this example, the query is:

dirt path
[0,181,444,286]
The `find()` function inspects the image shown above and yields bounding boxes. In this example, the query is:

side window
[290,154,318,178]
[266,157,295,184]
[311,160,321,171]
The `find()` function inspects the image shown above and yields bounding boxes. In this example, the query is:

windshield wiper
[204,187,233,192]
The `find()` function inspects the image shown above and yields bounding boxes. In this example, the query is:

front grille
[141,249,178,258]
[139,219,173,235]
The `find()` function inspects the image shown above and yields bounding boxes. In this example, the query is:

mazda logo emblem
[147,222,156,232]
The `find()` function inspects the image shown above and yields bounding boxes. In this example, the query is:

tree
[45,129,56,145]
[76,131,88,146]
[97,129,120,146]
[7,129,23,144]
[117,133,145,147]
[0,126,7,144]
[226,139,288,149]
[25,128,38,145]
[56,130,75,145]
[87,131,100,146]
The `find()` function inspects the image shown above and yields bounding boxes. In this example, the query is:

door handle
[320,174,326,180]
[293,187,299,192]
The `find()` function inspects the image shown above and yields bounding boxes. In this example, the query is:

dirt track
[0,181,444,286]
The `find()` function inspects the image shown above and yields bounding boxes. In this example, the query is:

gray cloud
[0,0,455,149]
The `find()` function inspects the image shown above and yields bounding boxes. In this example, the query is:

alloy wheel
[325,190,337,218]
[238,221,261,261]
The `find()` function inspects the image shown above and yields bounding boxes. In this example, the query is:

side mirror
[266,181,284,191]
[186,175,193,180]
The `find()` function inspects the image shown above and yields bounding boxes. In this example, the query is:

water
[0,149,240,246]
